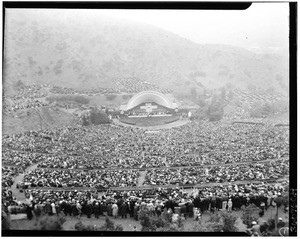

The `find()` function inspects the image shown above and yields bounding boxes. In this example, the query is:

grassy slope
[4,10,289,96]
[2,107,77,135]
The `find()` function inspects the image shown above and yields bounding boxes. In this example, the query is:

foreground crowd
[4,181,288,227]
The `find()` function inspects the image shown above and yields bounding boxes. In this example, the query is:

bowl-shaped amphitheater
[2,87,290,232]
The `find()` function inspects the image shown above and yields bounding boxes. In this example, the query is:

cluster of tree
[106,94,117,101]
[33,215,66,230]
[206,95,226,121]
[138,208,184,232]
[82,108,110,126]
[241,204,260,228]
[188,86,231,122]
[74,217,123,231]
[138,208,239,232]
[2,212,11,230]
[122,94,133,100]
[192,211,238,232]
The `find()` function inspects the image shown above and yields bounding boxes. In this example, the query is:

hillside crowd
[3,99,49,115]
[114,78,171,94]
[5,84,49,101]
[49,86,117,95]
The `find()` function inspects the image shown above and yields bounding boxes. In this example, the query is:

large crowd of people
[1,104,290,232]
[114,78,172,94]
[49,86,117,95]
[9,180,288,222]
[2,120,289,172]
[22,168,139,189]
[5,84,50,101]
[3,99,49,116]
[144,159,289,186]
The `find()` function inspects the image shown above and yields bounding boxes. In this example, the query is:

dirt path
[137,170,147,187]
[11,159,48,203]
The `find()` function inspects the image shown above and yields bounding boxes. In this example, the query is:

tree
[106,94,117,101]
[74,217,123,231]
[34,215,66,230]
[206,99,224,121]
[192,211,238,232]
[2,213,11,230]
[74,221,97,231]
[192,220,223,232]
[209,211,238,232]
[198,95,207,108]
[241,204,260,228]
[81,108,110,126]
[220,211,239,232]
[99,217,123,231]
[138,208,184,232]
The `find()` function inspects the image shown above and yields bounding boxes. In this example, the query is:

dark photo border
[2,1,296,237]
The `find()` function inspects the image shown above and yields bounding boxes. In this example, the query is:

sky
[7,3,289,55]
[98,3,289,54]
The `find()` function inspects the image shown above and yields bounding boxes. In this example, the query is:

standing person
[211,194,216,213]
[100,200,106,216]
[259,201,265,217]
[86,202,92,219]
[66,200,72,216]
[222,194,228,211]
[216,195,222,211]
[155,201,163,216]
[266,194,271,210]
[129,199,135,218]
[94,202,100,219]
[76,201,82,219]
[112,202,118,219]
[133,202,139,221]
[51,201,56,215]
[227,198,233,212]
[107,202,112,217]
[71,201,78,217]
[120,201,128,218]
[26,204,33,220]
[45,200,52,216]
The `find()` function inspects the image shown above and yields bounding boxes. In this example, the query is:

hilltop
[4,10,289,97]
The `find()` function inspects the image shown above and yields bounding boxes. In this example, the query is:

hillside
[4,9,289,96]
[2,107,77,135]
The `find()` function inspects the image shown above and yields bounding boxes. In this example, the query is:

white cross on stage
[140,103,157,113]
